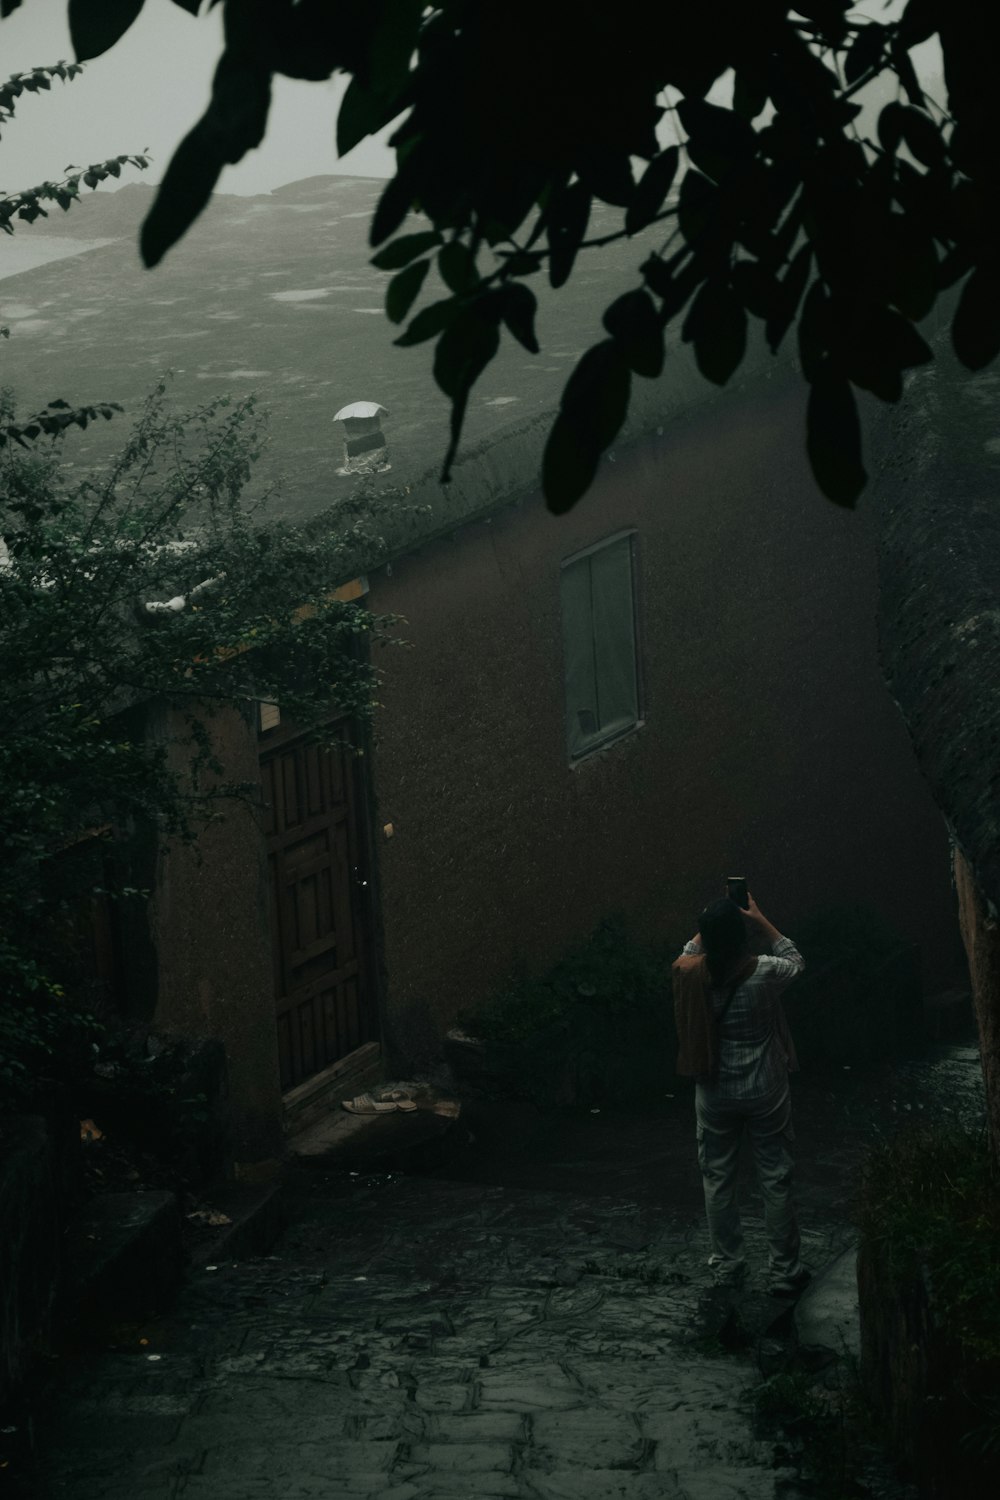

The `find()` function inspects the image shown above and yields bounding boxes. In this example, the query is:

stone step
[288,1086,466,1173]
[60,1190,182,1332]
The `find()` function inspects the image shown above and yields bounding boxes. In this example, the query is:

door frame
[257,705,383,1095]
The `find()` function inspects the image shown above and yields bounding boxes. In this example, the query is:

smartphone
[727,876,749,910]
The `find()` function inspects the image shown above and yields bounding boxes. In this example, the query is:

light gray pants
[694,1082,803,1280]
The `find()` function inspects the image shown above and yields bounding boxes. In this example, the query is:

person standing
[672,892,808,1295]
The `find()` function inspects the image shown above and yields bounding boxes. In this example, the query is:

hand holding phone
[726,876,750,910]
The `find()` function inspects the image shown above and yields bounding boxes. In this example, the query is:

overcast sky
[1,3,395,196]
[1,4,942,201]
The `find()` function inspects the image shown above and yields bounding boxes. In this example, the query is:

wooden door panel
[260,725,373,1092]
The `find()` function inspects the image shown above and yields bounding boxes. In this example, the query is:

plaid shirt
[681,936,805,1100]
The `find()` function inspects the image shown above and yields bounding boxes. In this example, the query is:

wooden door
[259,723,374,1092]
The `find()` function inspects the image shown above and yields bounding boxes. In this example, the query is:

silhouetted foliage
[0,384,401,1100]
[5,0,989,509]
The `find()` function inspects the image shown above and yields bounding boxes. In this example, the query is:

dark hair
[698,898,749,987]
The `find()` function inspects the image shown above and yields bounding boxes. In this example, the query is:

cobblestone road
[14,1042,984,1500]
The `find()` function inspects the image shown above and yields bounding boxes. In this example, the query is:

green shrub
[859,1123,1000,1366]
[791,902,906,972]
[0,985,104,1113]
[457,916,676,1101]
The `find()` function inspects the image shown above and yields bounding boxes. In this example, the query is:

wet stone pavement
[14,1041,985,1500]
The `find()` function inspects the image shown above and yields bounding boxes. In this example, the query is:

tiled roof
[1,173,783,563]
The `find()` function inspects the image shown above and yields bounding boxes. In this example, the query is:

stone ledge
[289,1085,465,1172]
[282,1042,384,1136]
[189,1180,287,1269]
[793,1243,860,1364]
[60,1190,182,1331]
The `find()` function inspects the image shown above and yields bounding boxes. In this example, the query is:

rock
[793,1243,860,1362]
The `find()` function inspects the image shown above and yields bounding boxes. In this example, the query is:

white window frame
[559,529,643,763]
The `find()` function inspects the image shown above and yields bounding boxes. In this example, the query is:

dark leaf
[577,148,634,208]
[898,105,946,167]
[170,0,202,13]
[434,304,503,482]
[547,180,591,289]
[899,0,939,47]
[208,51,271,164]
[69,0,145,62]
[935,244,974,291]
[641,256,705,322]
[543,342,632,513]
[877,101,906,157]
[337,77,385,158]
[731,261,781,321]
[370,162,417,248]
[561,341,632,447]
[498,283,539,353]
[869,307,933,369]
[371,230,440,270]
[681,278,746,385]
[394,297,458,347]
[625,146,679,237]
[844,304,931,401]
[891,35,924,106]
[806,366,867,506]
[641,255,674,300]
[366,0,423,99]
[796,279,832,382]
[886,228,938,321]
[952,268,1000,371]
[844,23,886,85]
[504,250,543,277]
[386,259,430,324]
[438,241,478,295]
[677,169,716,246]
[733,69,768,121]
[792,2,849,46]
[542,345,629,516]
[432,304,500,401]
[140,122,224,267]
[602,289,664,378]
[678,98,755,159]
[678,97,754,184]
[542,412,601,515]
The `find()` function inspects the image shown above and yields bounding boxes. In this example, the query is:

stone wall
[144,697,283,1175]
[0,1117,61,1404]
[954,847,1000,1161]
[368,367,964,1070]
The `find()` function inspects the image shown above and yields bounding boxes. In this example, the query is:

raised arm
[744,893,804,986]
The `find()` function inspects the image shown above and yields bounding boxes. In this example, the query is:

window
[258,700,281,734]
[560,531,641,760]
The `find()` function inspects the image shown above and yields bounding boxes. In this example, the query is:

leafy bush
[790,902,906,973]
[457,916,676,1102]
[859,1123,1000,1367]
[0,985,104,1114]
[1,380,410,1098]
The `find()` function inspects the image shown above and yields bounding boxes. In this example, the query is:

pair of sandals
[342,1088,417,1115]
